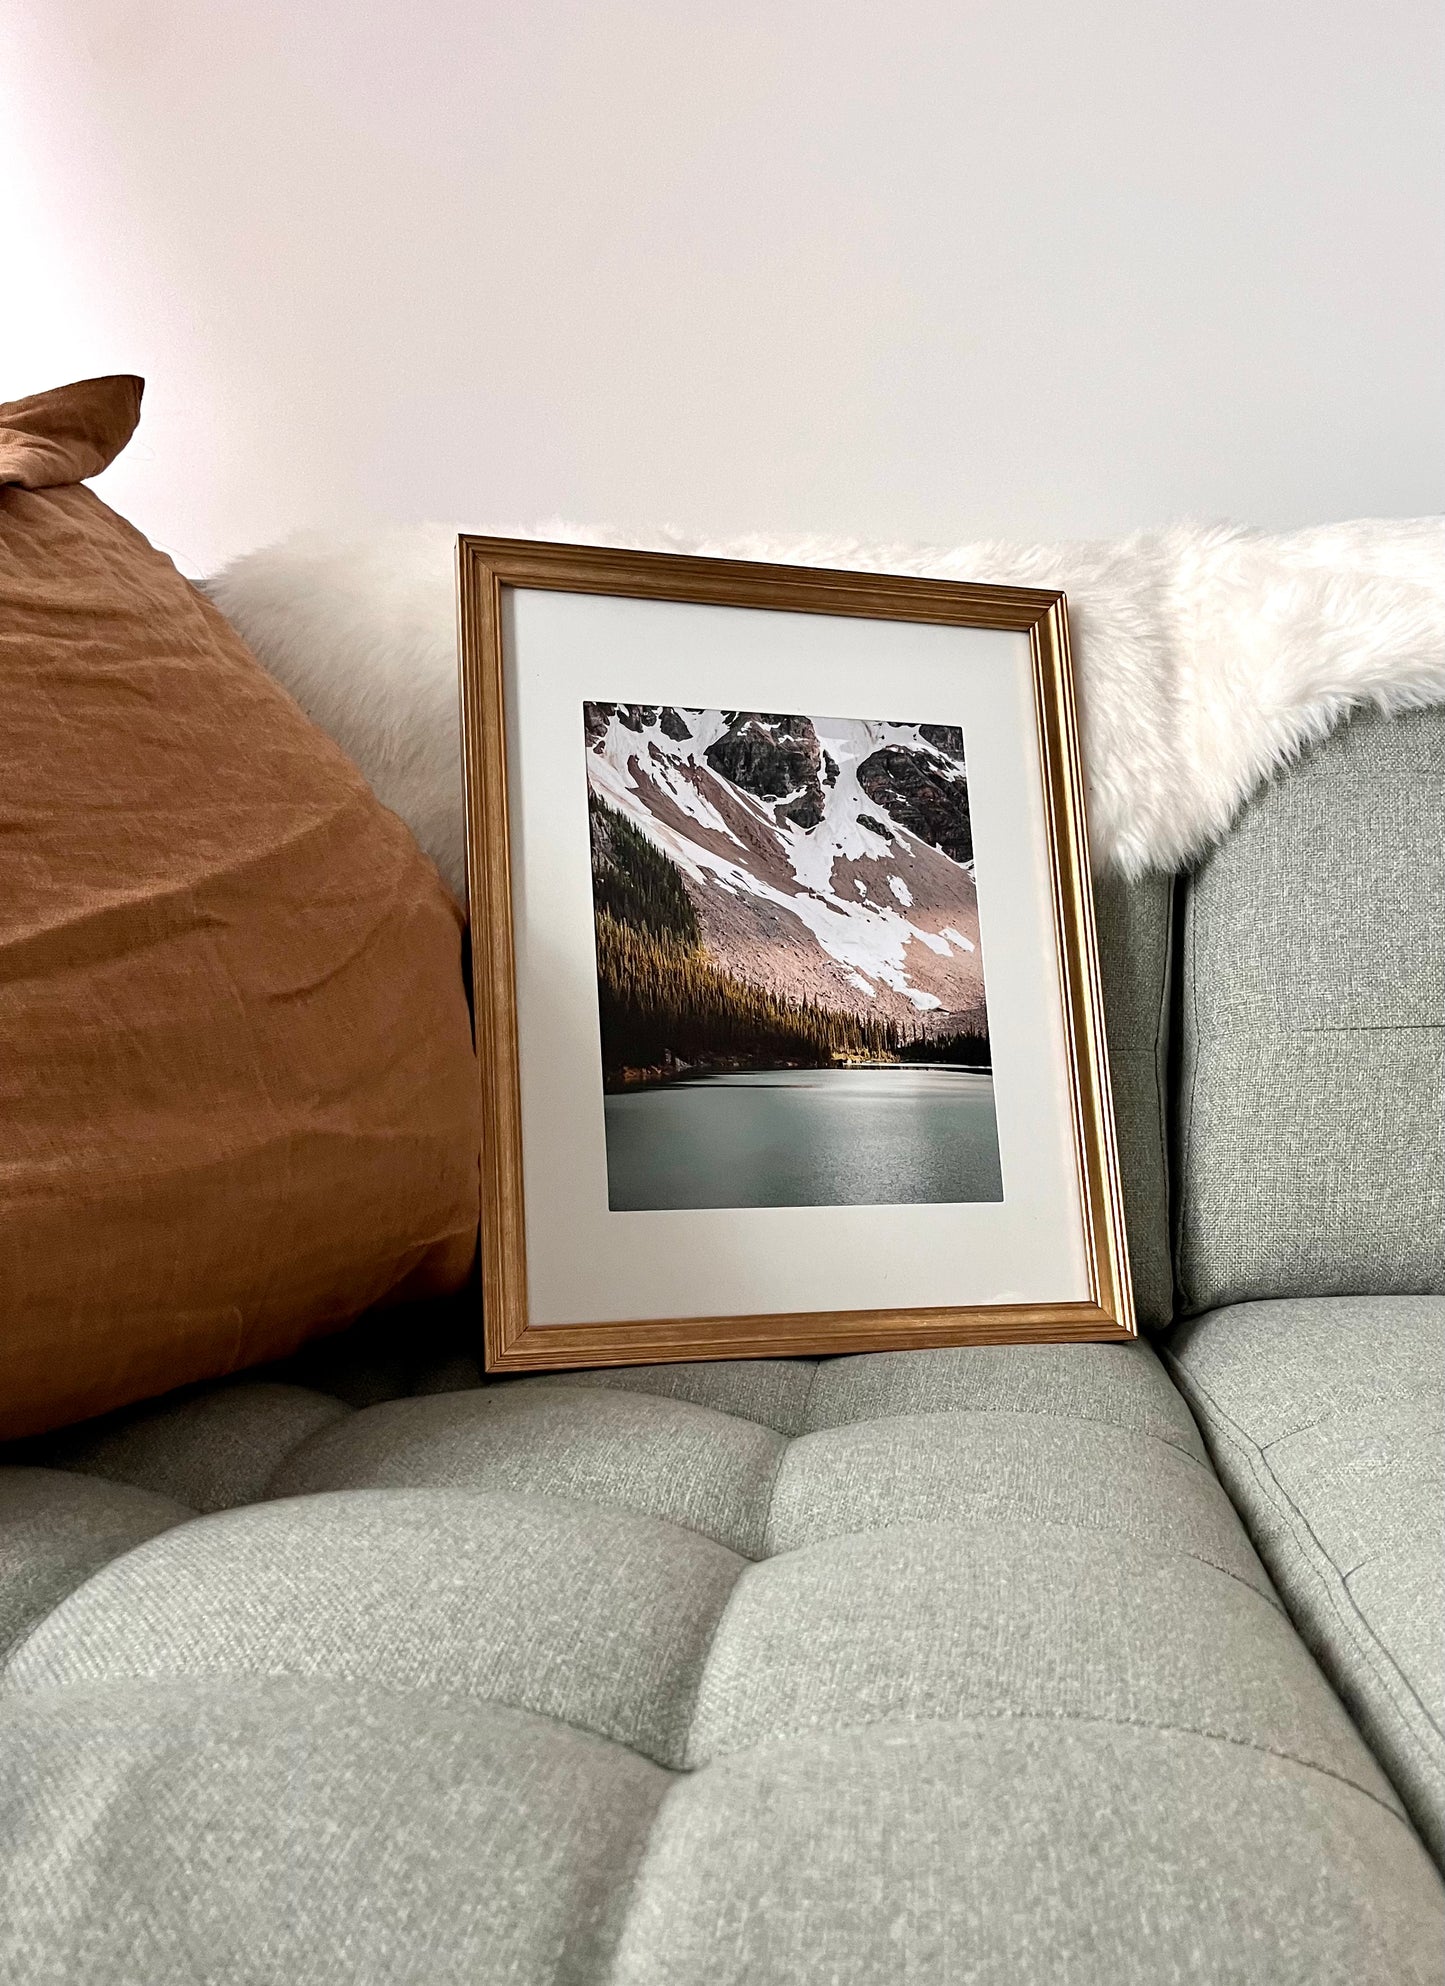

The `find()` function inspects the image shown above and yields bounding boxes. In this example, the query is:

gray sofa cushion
[1177,704,1445,1312]
[1169,1295,1445,1865]
[1094,870,1175,1330]
[3,1341,1442,1983]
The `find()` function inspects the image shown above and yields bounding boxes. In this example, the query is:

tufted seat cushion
[2,1338,1443,1982]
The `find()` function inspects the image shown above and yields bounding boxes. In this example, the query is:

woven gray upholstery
[5,695,1444,1979]
[3,1340,1442,1983]
[1094,869,1175,1330]
[1170,1295,1445,1864]
[1177,704,1445,1313]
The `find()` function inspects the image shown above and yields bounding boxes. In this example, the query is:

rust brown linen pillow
[0,377,480,1440]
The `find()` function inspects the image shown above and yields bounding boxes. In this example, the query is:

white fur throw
[206,517,1445,896]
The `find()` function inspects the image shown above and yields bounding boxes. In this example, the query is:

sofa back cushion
[1093,871,1175,1331]
[0,378,481,1440]
[1176,703,1444,1313]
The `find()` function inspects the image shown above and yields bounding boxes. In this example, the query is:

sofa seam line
[1,1508,1284,1674]
[1260,1403,1444,1452]
[1165,1355,1445,1757]
[758,1366,816,1548]
[258,1386,1209,1474]
[0,1502,207,1682]
[1189,1019,1445,1039]
[600,1702,1426,1970]
[594,1726,696,1986]
[0,1666,690,1775]
[525,1370,814,1437]
[0,1667,1419,1827]
[766,1516,1281,1608]
[674,1383,815,1769]
[1152,870,1176,1327]
[696,1705,1415,1827]
[1176,886,1202,1314]
[790,1403,1212,1470]
[332,1386,804,1452]
[257,1405,361,1502]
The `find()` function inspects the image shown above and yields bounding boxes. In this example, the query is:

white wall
[3,0,1441,576]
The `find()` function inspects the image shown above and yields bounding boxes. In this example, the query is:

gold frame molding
[458,536,1135,1371]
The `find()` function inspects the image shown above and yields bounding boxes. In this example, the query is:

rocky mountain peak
[857,744,972,864]
[704,713,826,829]
[583,701,987,1037]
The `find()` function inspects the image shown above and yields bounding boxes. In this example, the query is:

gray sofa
[1,704,1441,1983]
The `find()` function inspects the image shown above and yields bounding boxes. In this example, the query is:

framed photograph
[458,537,1134,1372]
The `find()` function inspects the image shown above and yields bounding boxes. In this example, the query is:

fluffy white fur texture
[206,516,1445,897]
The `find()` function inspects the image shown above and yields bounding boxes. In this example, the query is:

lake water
[603,1065,1002,1211]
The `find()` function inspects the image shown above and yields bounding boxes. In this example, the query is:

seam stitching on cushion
[699,1704,1419,1829]
[789,1362,821,1441]
[259,1393,792,1549]
[463,1386,803,1449]
[673,1402,811,1765]
[595,1700,1429,1978]
[800,1402,1211,1470]
[3,1669,1417,1833]
[593,1737,689,1986]
[325,1480,773,1567]
[1260,1419,1330,1450]
[521,1367,817,1435]
[676,1370,822,1767]
[0,1669,688,1776]
[1191,1020,1445,1039]
[1260,1405,1444,1454]
[674,1560,756,1774]
[580,1754,679,1986]
[758,1514,1281,1609]
[670,1366,817,1771]
[1340,1557,1372,1582]
[758,1366,818,1551]
[1174,1359,1445,1749]
[0,1486,765,1654]
[793,1363,822,1440]
[257,1407,362,1502]
[0,1507,208,1682]
[1165,1354,1445,1770]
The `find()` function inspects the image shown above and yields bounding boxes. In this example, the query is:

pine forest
[590,797,989,1088]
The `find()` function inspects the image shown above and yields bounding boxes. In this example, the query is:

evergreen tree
[589,797,699,944]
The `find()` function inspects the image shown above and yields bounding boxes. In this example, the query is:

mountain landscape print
[585,702,1003,1211]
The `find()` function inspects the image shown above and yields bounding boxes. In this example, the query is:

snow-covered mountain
[584,704,988,1033]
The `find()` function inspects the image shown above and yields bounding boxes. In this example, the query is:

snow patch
[587,705,978,1012]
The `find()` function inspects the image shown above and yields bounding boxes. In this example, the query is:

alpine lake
[602,1064,1002,1211]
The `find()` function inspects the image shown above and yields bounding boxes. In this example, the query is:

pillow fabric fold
[0,377,480,1440]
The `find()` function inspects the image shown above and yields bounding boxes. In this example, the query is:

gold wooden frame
[458,536,1135,1371]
